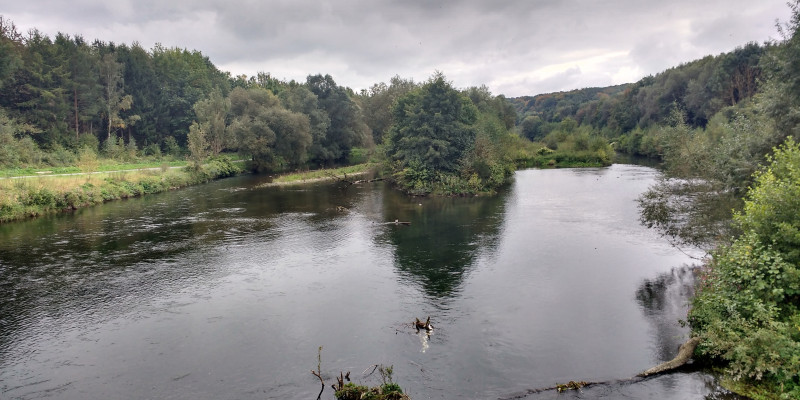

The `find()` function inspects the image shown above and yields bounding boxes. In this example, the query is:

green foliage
[162,136,181,157]
[0,157,240,223]
[307,74,370,164]
[229,86,312,172]
[737,138,800,265]
[386,72,478,175]
[689,139,800,398]
[334,365,409,400]
[193,89,231,155]
[187,121,209,169]
[510,41,768,144]
[384,72,516,195]
[357,75,418,144]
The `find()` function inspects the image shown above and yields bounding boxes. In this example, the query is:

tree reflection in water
[378,186,507,299]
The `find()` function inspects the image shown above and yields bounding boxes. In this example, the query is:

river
[0,164,740,399]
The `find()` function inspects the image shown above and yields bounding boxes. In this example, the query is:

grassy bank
[268,163,373,185]
[0,157,241,223]
[507,137,614,169]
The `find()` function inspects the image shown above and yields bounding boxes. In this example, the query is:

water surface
[0,165,734,399]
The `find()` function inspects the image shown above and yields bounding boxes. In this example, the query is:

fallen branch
[312,346,325,400]
[638,336,702,377]
[499,336,704,399]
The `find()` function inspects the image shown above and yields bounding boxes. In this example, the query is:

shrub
[690,138,800,398]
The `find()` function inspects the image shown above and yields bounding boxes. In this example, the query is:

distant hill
[509,84,630,123]
[509,42,767,134]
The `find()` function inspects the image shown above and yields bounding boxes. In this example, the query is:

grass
[0,156,242,223]
[271,163,373,184]
[0,160,187,177]
[0,153,247,177]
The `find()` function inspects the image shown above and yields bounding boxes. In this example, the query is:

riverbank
[0,157,241,223]
[264,163,373,186]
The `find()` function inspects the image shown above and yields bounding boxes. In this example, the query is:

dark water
[0,165,737,399]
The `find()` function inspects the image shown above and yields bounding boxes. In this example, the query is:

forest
[0,14,590,204]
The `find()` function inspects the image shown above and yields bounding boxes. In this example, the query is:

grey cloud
[4,0,793,97]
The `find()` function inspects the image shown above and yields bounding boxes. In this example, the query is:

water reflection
[636,266,697,362]
[379,187,506,298]
[0,167,738,400]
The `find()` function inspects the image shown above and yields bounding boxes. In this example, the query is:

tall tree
[99,52,136,141]
[358,75,417,144]
[306,74,368,164]
[0,16,23,89]
[151,45,230,146]
[279,84,329,161]
[229,87,312,171]
[193,89,231,155]
[117,43,159,147]
[386,72,478,175]
[55,33,102,140]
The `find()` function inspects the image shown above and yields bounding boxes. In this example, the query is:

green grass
[0,160,188,177]
[0,153,247,178]
[272,163,373,184]
[0,157,242,223]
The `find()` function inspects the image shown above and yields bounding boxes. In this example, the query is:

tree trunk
[638,336,701,377]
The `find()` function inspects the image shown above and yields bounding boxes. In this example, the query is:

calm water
[0,165,737,399]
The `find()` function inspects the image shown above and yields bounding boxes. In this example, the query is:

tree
[0,16,23,89]
[358,75,417,144]
[9,29,71,147]
[151,45,230,147]
[55,33,102,140]
[279,84,329,160]
[193,89,231,155]
[520,115,544,141]
[99,52,136,141]
[186,121,208,169]
[386,72,478,183]
[229,87,312,171]
[117,42,159,147]
[306,74,369,164]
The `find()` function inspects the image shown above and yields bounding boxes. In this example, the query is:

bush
[690,138,800,398]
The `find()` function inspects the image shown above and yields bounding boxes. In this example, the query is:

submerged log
[638,336,702,377]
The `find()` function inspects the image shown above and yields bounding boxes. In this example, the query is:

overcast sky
[3,0,793,97]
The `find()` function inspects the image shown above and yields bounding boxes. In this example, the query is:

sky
[2,0,793,97]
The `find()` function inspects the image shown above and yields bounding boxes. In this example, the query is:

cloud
[3,0,793,97]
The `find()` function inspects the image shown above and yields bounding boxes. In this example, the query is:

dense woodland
[1,15,565,195]
[2,2,800,396]
[0,16,368,169]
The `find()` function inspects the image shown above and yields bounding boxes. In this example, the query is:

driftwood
[499,337,704,399]
[638,336,702,377]
[331,371,351,392]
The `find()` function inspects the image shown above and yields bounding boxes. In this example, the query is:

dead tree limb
[638,336,702,377]
[311,370,325,400]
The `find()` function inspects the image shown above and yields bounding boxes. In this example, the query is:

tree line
[1,17,531,195]
[0,17,373,169]
[511,41,766,144]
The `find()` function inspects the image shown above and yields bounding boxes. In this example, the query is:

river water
[0,165,739,399]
